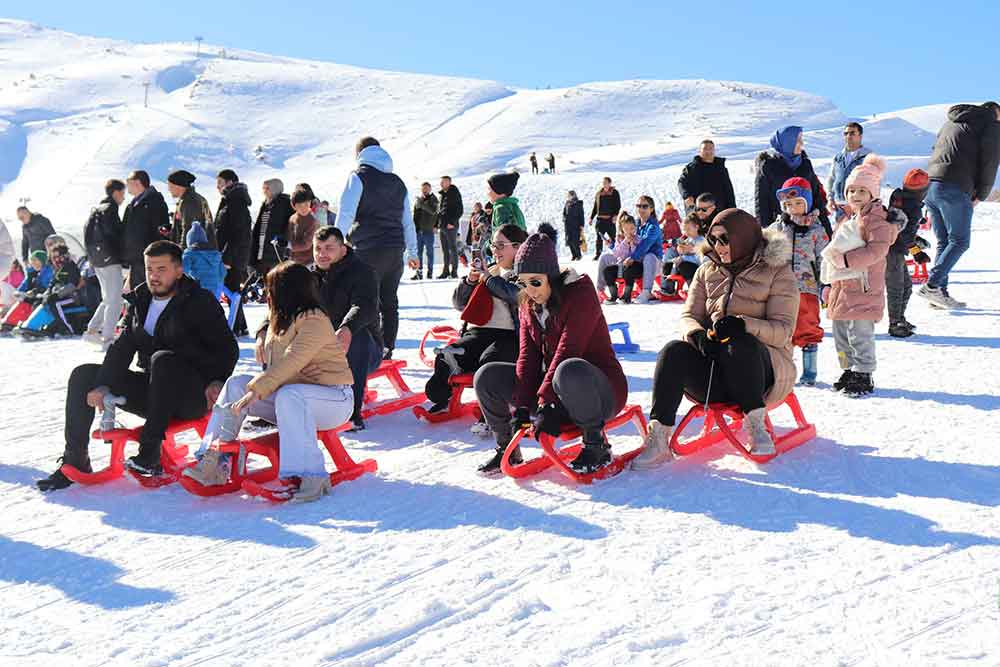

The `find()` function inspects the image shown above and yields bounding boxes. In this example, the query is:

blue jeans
[924,180,974,288]
[346,328,383,422]
[417,231,435,275]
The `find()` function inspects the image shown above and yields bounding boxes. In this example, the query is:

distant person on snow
[251,178,294,278]
[437,176,464,279]
[660,214,705,295]
[16,205,55,262]
[473,228,628,476]
[122,169,170,289]
[546,153,556,174]
[885,169,930,337]
[483,171,525,259]
[632,209,798,470]
[625,194,664,303]
[590,176,622,258]
[214,169,253,335]
[411,182,439,280]
[678,139,737,212]
[82,178,126,349]
[771,177,830,386]
[530,152,539,175]
[826,122,871,221]
[598,212,639,303]
[659,201,682,242]
[820,154,897,398]
[166,169,215,248]
[36,241,238,491]
[562,190,585,260]
[917,101,1000,310]
[287,189,320,265]
[335,136,420,360]
[182,221,226,298]
[754,126,829,234]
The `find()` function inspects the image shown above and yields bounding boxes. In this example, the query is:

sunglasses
[708,233,730,246]
[695,206,712,213]
[491,241,520,251]
[516,278,545,289]
[635,203,651,209]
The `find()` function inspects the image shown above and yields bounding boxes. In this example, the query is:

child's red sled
[61,415,210,487]
[418,325,461,368]
[1,300,33,330]
[906,258,929,284]
[597,278,640,304]
[412,373,482,423]
[500,404,647,484]
[654,274,688,302]
[361,359,425,418]
[670,392,815,464]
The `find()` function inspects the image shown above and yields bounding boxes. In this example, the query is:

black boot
[569,430,612,473]
[606,281,619,303]
[477,432,521,476]
[126,441,163,476]
[844,372,874,397]
[36,454,92,492]
[833,370,857,392]
[622,281,634,304]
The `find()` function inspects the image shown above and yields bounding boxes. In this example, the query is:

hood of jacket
[222,182,252,207]
[947,103,995,128]
[700,225,791,271]
[357,146,394,173]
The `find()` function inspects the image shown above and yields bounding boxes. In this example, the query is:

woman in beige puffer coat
[632,208,799,469]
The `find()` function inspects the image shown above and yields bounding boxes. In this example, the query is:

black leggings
[650,333,774,425]
[425,327,517,404]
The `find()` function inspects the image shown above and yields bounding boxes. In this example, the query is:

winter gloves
[690,316,748,357]
[690,329,720,359]
[910,236,931,264]
[510,407,532,436]
[534,402,568,438]
[712,315,746,343]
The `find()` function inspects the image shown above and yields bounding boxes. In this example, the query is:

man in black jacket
[311,226,382,430]
[918,102,1000,309]
[82,179,126,346]
[678,140,737,212]
[590,177,622,258]
[437,176,464,278]
[214,169,253,335]
[16,206,56,261]
[37,241,239,490]
[122,170,170,289]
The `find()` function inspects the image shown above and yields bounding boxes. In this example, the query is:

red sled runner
[500,404,647,484]
[361,359,425,419]
[412,373,482,423]
[906,258,929,284]
[61,415,210,487]
[653,274,689,303]
[419,325,461,368]
[179,426,377,501]
[670,392,815,464]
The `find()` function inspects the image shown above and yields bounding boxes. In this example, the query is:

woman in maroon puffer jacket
[472,227,627,475]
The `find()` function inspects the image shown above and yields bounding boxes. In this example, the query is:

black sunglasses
[635,203,651,209]
[516,278,545,288]
[695,206,712,213]
[708,232,730,246]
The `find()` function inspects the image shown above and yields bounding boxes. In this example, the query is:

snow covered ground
[2,203,999,665]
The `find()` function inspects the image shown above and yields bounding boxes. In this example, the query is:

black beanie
[487,171,520,196]
[167,170,196,187]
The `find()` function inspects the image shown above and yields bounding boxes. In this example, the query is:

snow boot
[606,281,619,303]
[436,271,450,279]
[833,369,857,392]
[478,433,522,476]
[744,407,775,456]
[660,277,677,296]
[126,441,163,477]
[634,289,653,305]
[631,419,674,470]
[36,454,92,492]
[182,450,232,486]
[346,418,366,433]
[798,345,818,385]
[290,476,332,503]
[410,270,422,280]
[426,400,451,415]
[569,430,612,474]
[844,372,874,397]
[888,322,914,338]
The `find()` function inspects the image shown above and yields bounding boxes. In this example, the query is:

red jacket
[513,271,628,411]
[659,208,682,241]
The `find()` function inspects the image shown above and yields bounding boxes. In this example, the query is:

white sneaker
[82,331,104,346]
[634,289,653,305]
[630,419,674,470]
[470,420,492,438]
[918,284,964,309]
[744,408,776,456]
[291,476,331,503]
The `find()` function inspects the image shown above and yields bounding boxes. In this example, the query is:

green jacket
[490,196,526,233]
[171,187,216,248]
[412,193,439,233]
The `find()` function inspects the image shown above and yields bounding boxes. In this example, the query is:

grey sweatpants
[885,249,911,324]
[473,358,617,443]
[832,319,877,373]
[87,264,124,341]
[595,252,661,291]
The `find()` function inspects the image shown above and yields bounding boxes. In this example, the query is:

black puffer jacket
[97,274,238,387]
[888,187,926,253]
[927,104,1000,201]
[437,184,464,228]
[678,156,737,210]
[251,192,293,264]
[84,196,124,268]
[315,248,383,350]
[122,187,170,266]
[215,183,253,270]
[754,151,829,231]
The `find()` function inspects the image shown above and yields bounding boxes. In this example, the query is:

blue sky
[5,1,997,117]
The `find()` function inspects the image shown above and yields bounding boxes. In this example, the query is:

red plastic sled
[597,278,641,304]
[654,274,688,302]
[906,258,929,284]
[670,392,815,464]
[1,300,32,330]
[61,415,210,487]
[500,404,647,484]
[418,325,461,368]
[361,359,426,418]
[412,373,482,423]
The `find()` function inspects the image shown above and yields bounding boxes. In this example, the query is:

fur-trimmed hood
[699,224,791,269]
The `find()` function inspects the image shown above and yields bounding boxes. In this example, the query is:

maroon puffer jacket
[513,270,628,412]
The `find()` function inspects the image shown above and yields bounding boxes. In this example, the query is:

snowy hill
[0,17,956,239]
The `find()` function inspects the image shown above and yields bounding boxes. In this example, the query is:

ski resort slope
[1,205,999,666]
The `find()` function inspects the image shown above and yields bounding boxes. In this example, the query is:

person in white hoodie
[335,136,419,359]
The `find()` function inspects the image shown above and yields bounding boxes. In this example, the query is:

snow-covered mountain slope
[0,17,959,240]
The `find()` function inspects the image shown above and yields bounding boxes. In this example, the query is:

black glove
[533,402,567,438]
[912,250,931,264]
[713,315,746,343]
[913,235,930,250]
[690,329,720,359]
[509,407,532,435]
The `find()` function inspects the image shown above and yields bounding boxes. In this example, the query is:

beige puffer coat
[680,226,799,405]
